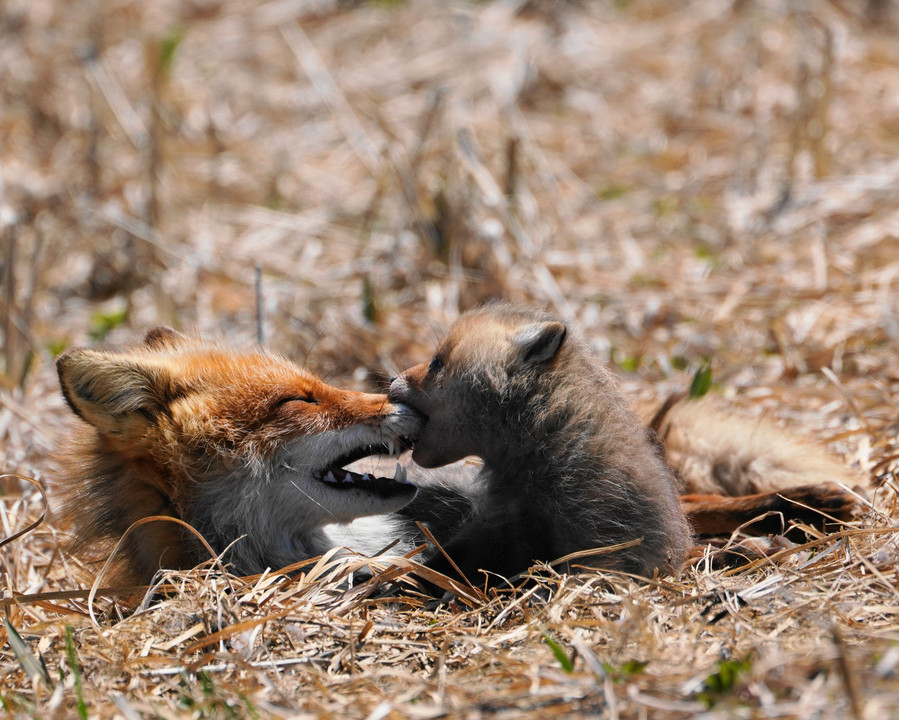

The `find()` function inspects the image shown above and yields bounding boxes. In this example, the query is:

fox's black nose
[388,374,408,403]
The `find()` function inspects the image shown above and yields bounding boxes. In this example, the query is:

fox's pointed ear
[510,321,567,371]
[144,326,186,350]
[57,349,171,434]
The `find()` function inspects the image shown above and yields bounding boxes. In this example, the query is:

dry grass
[2,0,899,716]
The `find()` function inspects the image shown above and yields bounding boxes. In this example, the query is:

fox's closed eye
[276,395,319,406]
[428,356,444,373]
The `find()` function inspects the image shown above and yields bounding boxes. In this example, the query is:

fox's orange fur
[648,394,861,539]
[56,327,421,583]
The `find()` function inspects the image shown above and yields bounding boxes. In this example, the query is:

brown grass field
[2,0,899,717]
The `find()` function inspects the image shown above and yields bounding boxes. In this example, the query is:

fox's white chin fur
[327,515,414,559]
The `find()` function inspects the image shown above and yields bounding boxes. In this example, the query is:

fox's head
[57,328,421,575]
[390,303,571,469]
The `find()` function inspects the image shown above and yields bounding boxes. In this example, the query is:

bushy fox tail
[645,393,863,537]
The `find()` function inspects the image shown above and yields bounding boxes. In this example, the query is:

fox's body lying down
[55,314,859,587]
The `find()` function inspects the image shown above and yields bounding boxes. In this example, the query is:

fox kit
[389,303,860,587]
[56,327,421,583]
[390,304,693,583]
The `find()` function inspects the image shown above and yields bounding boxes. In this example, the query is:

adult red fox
[55,327,421,584]
[389,303,861,587]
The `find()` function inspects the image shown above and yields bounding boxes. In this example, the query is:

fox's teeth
[394,462,407,484]
[323,471,337,483]
[362,473,372,482]
[388,440,396,457]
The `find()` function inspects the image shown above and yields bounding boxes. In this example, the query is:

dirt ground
[2,0,899,717]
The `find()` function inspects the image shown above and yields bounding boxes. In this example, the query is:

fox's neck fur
[62,429,203,582]
[62,429,336,583]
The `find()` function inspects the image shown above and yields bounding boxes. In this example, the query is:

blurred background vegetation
[2,0,898,478]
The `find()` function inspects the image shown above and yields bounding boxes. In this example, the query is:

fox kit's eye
[427,356,444,374]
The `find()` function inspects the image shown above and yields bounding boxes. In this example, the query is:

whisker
[288,478,338,523]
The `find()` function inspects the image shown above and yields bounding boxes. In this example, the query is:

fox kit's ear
[57,349,172,434]
[144,326,187,350]
[510,321,567,371]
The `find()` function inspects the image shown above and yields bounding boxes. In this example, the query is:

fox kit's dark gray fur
[390,303,692,585]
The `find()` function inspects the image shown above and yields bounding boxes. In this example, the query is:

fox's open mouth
[314,438,416,498]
